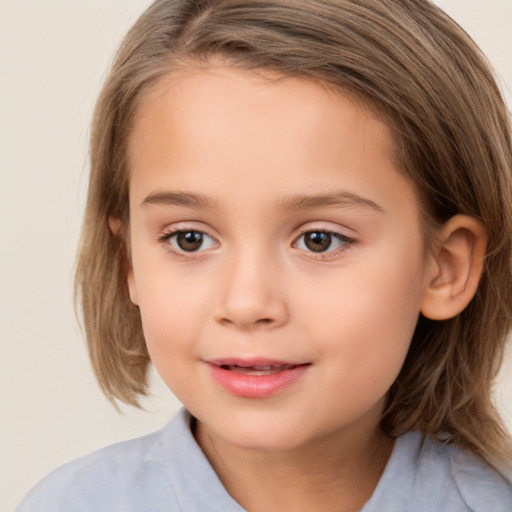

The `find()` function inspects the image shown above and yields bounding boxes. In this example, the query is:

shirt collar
[162,408,245,511]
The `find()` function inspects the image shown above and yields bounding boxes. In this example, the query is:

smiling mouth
[219,364,300,376]
[208,360,311,398]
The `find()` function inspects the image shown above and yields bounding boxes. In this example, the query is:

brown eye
[303,231,333,252]
[163,230,217,253]
[295,230,354,255]
[176,231,204,251]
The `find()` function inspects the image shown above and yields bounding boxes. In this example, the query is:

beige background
[1,1,511,510]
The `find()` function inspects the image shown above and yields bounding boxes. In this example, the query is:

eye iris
[304,232,332,252]
[176,231,203,251]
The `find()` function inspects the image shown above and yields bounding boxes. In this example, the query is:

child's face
[126,65,433,451]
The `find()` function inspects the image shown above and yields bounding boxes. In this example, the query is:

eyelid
[158,224,220,258]
[158,220,218,242]
[156,221,356,260]
[292,225,357,260]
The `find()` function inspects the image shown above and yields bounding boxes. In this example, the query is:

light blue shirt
[16,409,512,511]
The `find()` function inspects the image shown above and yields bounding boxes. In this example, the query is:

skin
[124,65,454,511]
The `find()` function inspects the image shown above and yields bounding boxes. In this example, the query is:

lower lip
[208,364,310,399]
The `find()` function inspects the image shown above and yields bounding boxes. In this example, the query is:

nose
[214,250,289,330]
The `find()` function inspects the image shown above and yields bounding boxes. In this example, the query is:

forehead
[129,64,392,158]
[127,64,418,220]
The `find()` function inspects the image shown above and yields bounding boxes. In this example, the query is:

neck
[194,415,394,512]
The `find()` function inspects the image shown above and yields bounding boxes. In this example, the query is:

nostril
[214,291,289,329]
[217,315,277,329]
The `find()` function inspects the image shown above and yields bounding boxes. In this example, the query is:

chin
[198,408,316,453]
[223,426,308,452]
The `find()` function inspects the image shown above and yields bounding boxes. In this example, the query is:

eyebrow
[278,191,384,213]
[140,189,384,213]
[141,191,217,209]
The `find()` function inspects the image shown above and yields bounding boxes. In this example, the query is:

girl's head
[76,0,512,466]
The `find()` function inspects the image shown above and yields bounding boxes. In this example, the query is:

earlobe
[420,215,487,320]
[108,216,139,306]
[126,267,139,306]
[108,216,122,236]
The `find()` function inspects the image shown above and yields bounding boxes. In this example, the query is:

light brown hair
[76,0,512,468]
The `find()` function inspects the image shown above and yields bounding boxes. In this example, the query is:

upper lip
[206,358,309,368]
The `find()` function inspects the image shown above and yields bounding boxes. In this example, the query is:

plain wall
[1,1,511,510]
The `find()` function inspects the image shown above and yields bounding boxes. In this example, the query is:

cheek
[133,263,211,362]
[298,249,424,384]
[136,282,204,396]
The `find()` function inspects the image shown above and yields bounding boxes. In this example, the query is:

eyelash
[158,229,219,260]
[294,228,356,260]
[158,228,356,260]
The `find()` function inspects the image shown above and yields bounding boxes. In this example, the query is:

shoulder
[409,432,512,512]
[15,419,180,512]
[437,436,512,512]
[15,409,244,512]
[364,431,512,512]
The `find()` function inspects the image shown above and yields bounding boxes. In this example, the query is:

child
[16,0,512,510]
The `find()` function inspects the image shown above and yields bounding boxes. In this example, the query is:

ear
[420,215,487,320]
[108,216,139,306]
